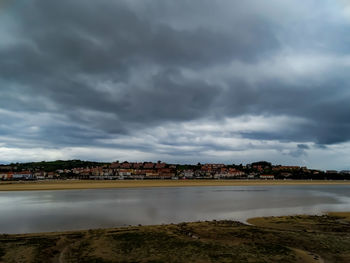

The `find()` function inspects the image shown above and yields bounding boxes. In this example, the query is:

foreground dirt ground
[1,213,350,263]
[1,179,350,191]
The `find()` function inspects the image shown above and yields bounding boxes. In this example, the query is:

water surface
[1,185,350,234]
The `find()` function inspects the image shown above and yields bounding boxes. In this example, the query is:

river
[1,184,350,234]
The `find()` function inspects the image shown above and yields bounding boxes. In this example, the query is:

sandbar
[1,179,350,191]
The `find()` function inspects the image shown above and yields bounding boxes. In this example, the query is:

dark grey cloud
[2,0,277,134]
[1,0,350,167]
[220,78,350,144]
[298,144,309,150]
[285,144,309,158]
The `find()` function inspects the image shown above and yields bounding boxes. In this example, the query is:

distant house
[260,174,274,180]
[183,170,194,178]
[145,171,160,179]
[143,162,155,169]
[120,162,132,169]
[110,161,121,169]
[155,161,167,169]
[133,169,146,176]
[6,172,14,180]
[228,169,245,177]
[13,171,34,180]
[273,166,300,171]
[34,171,46,180]
[118,169,132,176]
[247,173,256,179]
[0,166,12,171]
[252,161,272,171]
[326,170,338,174]
[159,173,174,179]
[47,172,56,179]
[132,163,143,169]
[281,172,292,178]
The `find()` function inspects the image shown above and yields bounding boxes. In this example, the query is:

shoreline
[1,179,350,191]
[2,212,348,237]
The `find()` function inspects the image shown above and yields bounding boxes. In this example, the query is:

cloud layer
[1,0,350,169]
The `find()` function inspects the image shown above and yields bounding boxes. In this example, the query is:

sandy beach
[1,179,350,191]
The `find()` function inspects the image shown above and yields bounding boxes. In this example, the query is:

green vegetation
[3,160,108,172]
[176,164,199,171]
[1,214,350,262]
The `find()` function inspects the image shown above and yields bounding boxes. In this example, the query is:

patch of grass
[1,214,350,262]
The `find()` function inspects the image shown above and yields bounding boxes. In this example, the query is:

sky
[1,0,350,170]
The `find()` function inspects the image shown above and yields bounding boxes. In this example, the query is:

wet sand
[1,179,350,191]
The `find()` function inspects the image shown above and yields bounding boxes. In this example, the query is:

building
[273,166,300,171]
[145,171,160,179]
[183,170,194,178]
[155,161,167,169]
[260,174,275,180]
[326,170,338,174]
[118,169,133,176]
[110,161,121,169]
[12,172,34,180]
[0,173,8,180]
[120,162,132,169]
[132,163,143,169]
[247,173,256,179]
[158,168,176,178]
[143,162,155,169]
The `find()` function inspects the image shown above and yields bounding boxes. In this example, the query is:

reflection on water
[212,189,268,192]
[1,185,350,234]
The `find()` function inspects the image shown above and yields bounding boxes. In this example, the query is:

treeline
[1,160,108,172]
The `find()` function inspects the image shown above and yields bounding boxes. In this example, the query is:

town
[0,160,350,181]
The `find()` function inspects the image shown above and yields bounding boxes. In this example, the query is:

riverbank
[1,212,350,262]
[1,179,350,191]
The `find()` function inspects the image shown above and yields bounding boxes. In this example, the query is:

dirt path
[58,245,67,263]
[292,248,324,263]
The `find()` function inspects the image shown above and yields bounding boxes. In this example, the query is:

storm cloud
[1,0,350,169]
